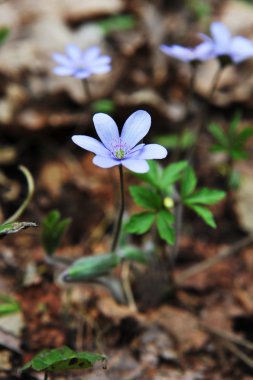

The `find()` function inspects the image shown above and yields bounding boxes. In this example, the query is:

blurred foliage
[91,99,115,114]
[97,14,136,34]
[0,294,20,316]
[41,210,71,256]
[0,27,9,45]
[155,130,196,150]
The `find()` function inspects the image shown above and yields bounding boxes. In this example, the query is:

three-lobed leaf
[188,204,216,228]
[125,212,155,234]
[156,210,175,245]
[180,166,197,198]
[129,185,162,210]
[160,161,188,190]
[134,160,161,188]
[184,188,226,205]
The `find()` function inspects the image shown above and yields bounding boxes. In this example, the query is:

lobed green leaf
[125,212,155,234]
[129,185,162,210]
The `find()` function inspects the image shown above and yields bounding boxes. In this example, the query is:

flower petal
[53,66,74,76]
[82,46,101,63]
[93,113,119,150]
[122,159,149,173]
[74,69,91,79]
[92,56,112,66]
[160,45,194,62]
[72,135,109,156]
[93,155,120,168]
[121,110,151,150]
[90,64,111,74]
[194,41,215,61]
[52,53,72,66]
[210,22,231,53]
[66,44,82,60]
[132,144,167,159]
[230,36,253,63]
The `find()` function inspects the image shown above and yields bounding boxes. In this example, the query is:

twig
[175,234,253,286]
[219,338,253,369]
[202,324,253,351]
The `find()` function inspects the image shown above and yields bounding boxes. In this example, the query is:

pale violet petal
[82,46,101,63]
[53,66,74,76]
[128,143,145,154]
[72,135,109,156]
[230,36,253,62]
[132,144,167,159]
[92,56,111,66]
[93,155,120,168]
[121,110,151,150]
[66,44,82,60]
[90,65,111,74]
[210,22,231,52]
[74,69,91,79]
[160,45,194,62]
[52,53,72,66]
[93,113,119,150]
[122,159,149,173]
[194,42,215,61]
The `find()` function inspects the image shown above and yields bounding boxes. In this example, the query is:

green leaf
[230,148,248,160]
[129,185,162,210]
[134,160,160,188]
[160,161,188,190]
[156,210,175,245]
[22,346,106,372]
[155,130,196,149]
[91,99,115,114]
[0,222,37,238]
[41,210,71,255]
[208,123,228,147]
[0,294,20,316]
[62,253,120,282]
[184,188,226,205]
[228,111,241,136]
[118,245,148,263]
[237,127,253,144]
[180,166,197,198]
[188,204,216,228]
[0,27,10,45]
[125,212,155,234]
[97,15,136,34]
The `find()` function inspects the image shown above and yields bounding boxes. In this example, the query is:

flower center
[111,138,128,160]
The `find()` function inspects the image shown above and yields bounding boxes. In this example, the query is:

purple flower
[72,110,167,173]
[160,42,214,62]
[52,44,111,79]
[199,21,253,63]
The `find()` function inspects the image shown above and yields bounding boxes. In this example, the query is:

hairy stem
[111,165,125,253]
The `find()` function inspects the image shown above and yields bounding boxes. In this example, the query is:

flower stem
[82,78,92,101]
[111,165,125,253]
[44,371,48,380]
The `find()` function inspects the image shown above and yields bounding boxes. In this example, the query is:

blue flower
[160,42,214,62]
[52,44,112,79]
[72,110,167,173]
[199,21,253,63]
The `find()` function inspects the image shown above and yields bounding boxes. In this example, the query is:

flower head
[199,21,253,63]
[52,44,111,79]
[72,110,167,173]
[160,42,214,63]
